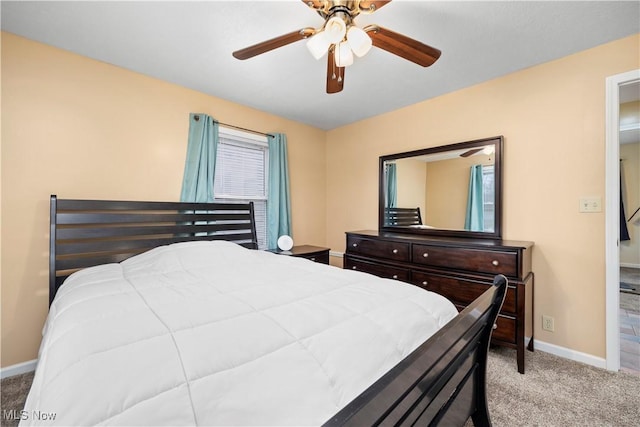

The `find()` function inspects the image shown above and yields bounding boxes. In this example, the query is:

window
[482,165,495,232]
[214,127,268,249]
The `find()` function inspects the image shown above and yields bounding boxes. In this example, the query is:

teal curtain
[267,133,292,249]
[180,113,218,202]
[386,163,398,208]
[464,164,484,231]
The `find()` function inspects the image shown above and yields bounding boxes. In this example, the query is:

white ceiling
[1,1,639,130]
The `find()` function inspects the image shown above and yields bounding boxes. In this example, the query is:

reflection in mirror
[380,136,502,239]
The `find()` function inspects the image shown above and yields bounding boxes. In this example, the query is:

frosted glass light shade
[347,26,372,57]
[277,235,293,251]
[306,32,330,60]
[335,41,354,67]
[324,16,347,44]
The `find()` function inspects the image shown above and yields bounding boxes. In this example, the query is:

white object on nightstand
[277,235,293,251]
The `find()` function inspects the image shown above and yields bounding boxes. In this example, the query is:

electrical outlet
[542,315,555,332]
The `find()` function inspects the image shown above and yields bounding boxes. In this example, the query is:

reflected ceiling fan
[460,146,495,158]
[232,0,441,94]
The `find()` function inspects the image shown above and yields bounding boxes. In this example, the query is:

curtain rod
[193,115,274,138]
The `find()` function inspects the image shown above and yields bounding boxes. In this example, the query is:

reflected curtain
[180,113,218,202]
[465,164,484,231]
[620,171,630,241]
[386,163,397,208]
[267,133,292,249]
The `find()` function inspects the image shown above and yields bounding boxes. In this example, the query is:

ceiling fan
[460,145,495,158]
[232,0,441,94]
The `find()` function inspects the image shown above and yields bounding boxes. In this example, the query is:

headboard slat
[56,223,251,240]
[56,212,252,225]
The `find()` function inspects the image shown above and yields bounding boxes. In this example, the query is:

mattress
[22,241,458,426]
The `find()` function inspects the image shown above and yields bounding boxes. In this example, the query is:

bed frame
[49,195,506,427]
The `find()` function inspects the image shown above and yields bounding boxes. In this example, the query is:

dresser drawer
[452,303,516,344]
[412,271,516,314]
[493,315,516,344]
[344,256,410,281]
[347,236,410,262]
[412,244,518,277]
[298,250,330,264]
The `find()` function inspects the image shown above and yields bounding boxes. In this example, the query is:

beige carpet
[2,348,639,426]
[483,346,640,426]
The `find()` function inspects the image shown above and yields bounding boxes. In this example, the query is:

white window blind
[482,165,495,232]
[214,127,268,249]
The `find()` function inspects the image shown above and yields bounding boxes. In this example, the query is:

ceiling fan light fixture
[483,146,495,155]
[347,26,372,57]
[324,16,347,44]
[306,31,331,60]
[335,41,354,67]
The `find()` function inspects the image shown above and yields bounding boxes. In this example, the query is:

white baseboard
[329,250,344,258]
[533,339,607,370]
[0,359,37,379]
[620,263,640,269]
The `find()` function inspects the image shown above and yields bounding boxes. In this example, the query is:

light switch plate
[579,197,602,213]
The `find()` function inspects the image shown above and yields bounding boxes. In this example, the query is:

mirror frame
[379,136,503,240]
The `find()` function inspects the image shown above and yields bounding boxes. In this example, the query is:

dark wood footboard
[324,274,507,427]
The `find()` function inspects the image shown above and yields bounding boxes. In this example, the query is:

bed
[22,196,507,426]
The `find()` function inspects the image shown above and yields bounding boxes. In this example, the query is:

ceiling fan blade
[326,45,345,94]
[365,25,441,67]
[233,28,315,60]
[460,148,483,158]
[358,1,392,13]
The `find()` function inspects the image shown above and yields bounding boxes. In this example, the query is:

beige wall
[0,33,327,367]
[395,158,427,216]
[326,34,640,359]
[425,154,492,229]
[620,142,639,266]
[620,102,640,266]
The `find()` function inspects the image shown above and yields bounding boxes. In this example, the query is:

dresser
[344,230,534,374]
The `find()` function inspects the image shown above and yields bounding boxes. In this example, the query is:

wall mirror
[379,136,503,239]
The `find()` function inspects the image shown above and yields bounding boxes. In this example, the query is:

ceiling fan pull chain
[331,45,337,80]
[334,44,343,82]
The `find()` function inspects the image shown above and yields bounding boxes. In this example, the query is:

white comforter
[22,241,457,426]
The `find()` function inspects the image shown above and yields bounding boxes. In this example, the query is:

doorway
[605,69,640,372]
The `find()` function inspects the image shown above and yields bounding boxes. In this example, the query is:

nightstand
[267,245,330,265]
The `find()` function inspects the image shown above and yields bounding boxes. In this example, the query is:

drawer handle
[352,243,358,247]
[392,275,398,279]
[423,253,429,258]
[352,266,357,270]
[310,257,316,261]
[492,260,499,267]
[492,323,498,330]
[392,249,398,254]
[422,281,428,286]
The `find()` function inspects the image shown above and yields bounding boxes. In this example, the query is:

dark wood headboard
[384,207,423,226]
[49,195,257,305]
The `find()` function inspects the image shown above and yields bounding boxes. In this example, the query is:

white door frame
[605,69,640,371]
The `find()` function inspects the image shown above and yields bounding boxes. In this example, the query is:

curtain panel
[465,164,484,232]
[180,113,218,202]
[267,133,292,249]
[385,163,398,208]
